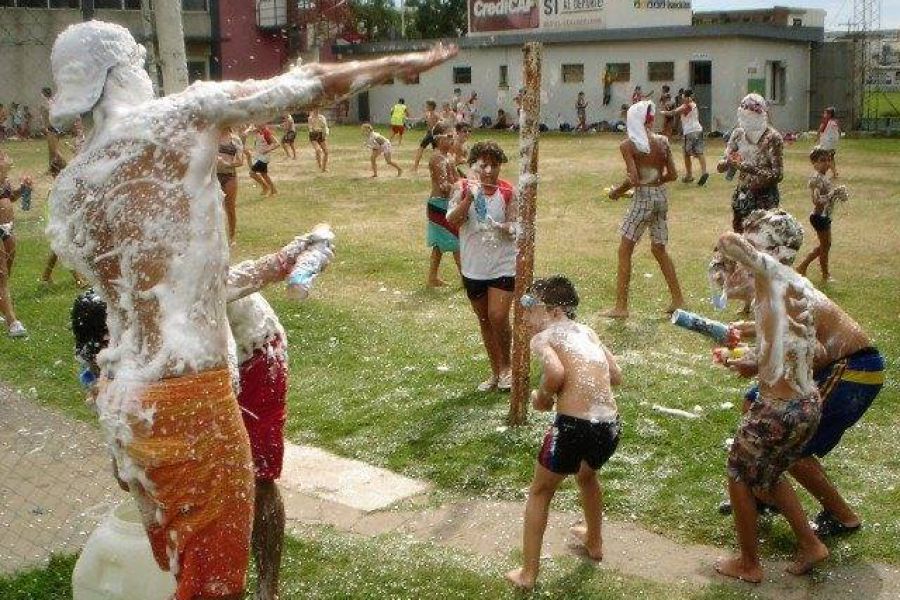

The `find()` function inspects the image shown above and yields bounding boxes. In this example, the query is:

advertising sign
[469,0,540,33]
[542,0,604,30]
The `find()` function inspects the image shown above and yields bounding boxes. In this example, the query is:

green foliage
[349,0,402,41]
[407,0,468,39]
[0,554,76,600]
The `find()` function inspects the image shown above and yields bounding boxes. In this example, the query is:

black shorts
[538,414,621,475]
[251,160,268,174]
[419,132,437,149]
[810,213,832,232]
[217,172,236,188]
[462,275,515,301]
[309,131,325,143]
[282,130,296,144]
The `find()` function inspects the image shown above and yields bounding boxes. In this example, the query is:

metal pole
[153,0,190,94]
[508,42,542,427]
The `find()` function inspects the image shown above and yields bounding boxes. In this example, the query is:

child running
[250,124,279,196]
[412,99,441,173]
[0,150,32,337]
[506,276,622,591]
[389,98,410,145]
[307,108,329,172]
[425,122,460,287]
[796,147,849,281]
[280,113,297,159]
[362,123,402,177]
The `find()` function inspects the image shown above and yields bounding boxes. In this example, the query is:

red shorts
[391,124,405,135]
[237,337,288,481]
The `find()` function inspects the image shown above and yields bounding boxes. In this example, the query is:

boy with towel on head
[603,101,684,319]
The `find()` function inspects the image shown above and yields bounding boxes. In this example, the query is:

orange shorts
[121,369,254,600]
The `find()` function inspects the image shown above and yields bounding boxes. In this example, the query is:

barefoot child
[714,210,829,583]
[452,121,471,177]
[412,99,441,173]
[280,113,297,159]
[250,124,279,196]
[817,107,840,177]
[362,123,402,177]
[307,108,329,172]
[796,147,848,282]
[603,100,684,318]
[0,150,31,337]
[506,276,622,591]
[425,123,460,287]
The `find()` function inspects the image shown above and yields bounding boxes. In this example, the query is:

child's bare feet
[569,525,603,561]
[600,308,628,319]
[786,542,829,576]
[714,556,763,583]
[427,277,446,287]
[504,567,535,590]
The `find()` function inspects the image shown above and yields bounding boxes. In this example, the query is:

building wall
[0,7,211,126]
[358,37,813,132]
[219,1,288,81]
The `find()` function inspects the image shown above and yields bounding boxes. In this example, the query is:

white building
[336,4,825,132]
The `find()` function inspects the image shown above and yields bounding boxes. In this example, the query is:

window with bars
[648,61,674,82]
[561,64,584,84]
[453,66,472,85]
[606,63,630,82]
[499,65,508,89]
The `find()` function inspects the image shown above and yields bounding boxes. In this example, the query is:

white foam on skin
[47,28,325,501]
[532,320,617,422]
[227,293,287,365]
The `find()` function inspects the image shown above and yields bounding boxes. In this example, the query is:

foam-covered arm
[718,232,774,278]
[737,134,783,185]
[225,236,312,302]
[202,44,456,127]
[446,183,470,226]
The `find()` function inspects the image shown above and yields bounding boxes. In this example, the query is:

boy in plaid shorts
[604,100,684,318]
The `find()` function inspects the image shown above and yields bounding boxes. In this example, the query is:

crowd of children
[3,67,878,599]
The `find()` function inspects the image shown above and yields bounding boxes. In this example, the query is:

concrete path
[2,383,899,599]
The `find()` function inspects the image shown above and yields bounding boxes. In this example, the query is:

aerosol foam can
[670,309,730,344]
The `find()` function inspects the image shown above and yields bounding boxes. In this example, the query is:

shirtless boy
[412,99,441,173]
[603,100,684,318]
[506,276,622,591]
[425,122,460,287]
[719,236,885,540]
[715,210,829,583]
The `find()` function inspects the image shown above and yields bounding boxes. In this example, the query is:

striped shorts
[619,185,669,245]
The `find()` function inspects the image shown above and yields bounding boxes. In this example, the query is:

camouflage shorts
[727,394,821,492]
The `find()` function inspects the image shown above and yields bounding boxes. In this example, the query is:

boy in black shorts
[796,147,848,281]
[412,99,441,173]
[505,276,622,591]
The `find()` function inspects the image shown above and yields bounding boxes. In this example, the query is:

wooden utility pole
[140,0,162,94]
[508,42,542,426]
[153,0,190,94]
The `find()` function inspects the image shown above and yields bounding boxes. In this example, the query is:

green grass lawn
[1,127,898,586]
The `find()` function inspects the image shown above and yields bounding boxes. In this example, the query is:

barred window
[561,64,584,84]
[648,61,674,82]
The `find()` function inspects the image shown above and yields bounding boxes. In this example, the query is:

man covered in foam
[46,20,454,600]
[714,209,830,583]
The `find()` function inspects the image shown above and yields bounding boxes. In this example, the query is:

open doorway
[689,61,712,131]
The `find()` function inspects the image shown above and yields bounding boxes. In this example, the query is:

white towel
[627,100,655,154]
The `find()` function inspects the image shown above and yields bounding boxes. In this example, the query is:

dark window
[606,62,630,82]
[561,64,584,84]
[187,60,208,83]
[792,17,802,26]
[15,0,50,6]
[453,66,471,85]
[182,0,208,11]
[768,61,786,104]
[499,65,508,88]
[94,0,137,8]
[49,0,81,7]
[648,61,674,82]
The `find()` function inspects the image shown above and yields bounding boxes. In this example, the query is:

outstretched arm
[196,45,457,127]
[718,232,776,278]
[225,233,333,301]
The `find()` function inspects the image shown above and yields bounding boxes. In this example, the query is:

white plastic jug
[72,499,176,600]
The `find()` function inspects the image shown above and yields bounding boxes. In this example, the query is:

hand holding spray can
[285,224,335,301]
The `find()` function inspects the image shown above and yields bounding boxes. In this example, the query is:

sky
[691,0,900,30]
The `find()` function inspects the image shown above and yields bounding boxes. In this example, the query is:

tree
[349,0,402,41]
[407,0,467,39]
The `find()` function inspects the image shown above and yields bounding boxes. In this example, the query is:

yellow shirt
[390,104,408,126]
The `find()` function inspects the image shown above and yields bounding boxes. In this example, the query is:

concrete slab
[278,442,428,513]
